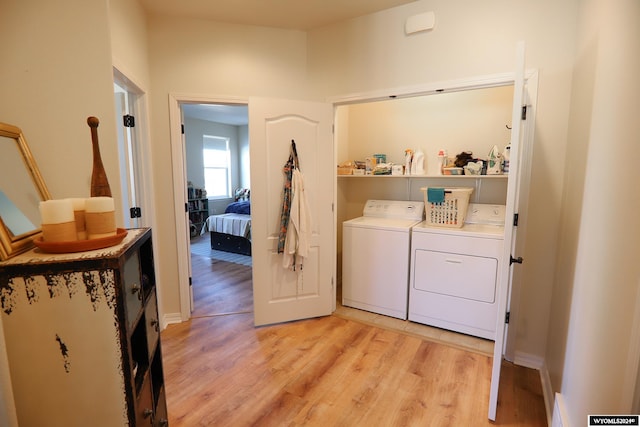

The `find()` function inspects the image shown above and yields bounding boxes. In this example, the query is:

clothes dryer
[342,200,424,319]
[408,204,506,340]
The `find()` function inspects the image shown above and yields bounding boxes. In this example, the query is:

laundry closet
[336,83,517,340]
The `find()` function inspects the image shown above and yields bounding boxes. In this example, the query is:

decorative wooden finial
[87,116,112,197]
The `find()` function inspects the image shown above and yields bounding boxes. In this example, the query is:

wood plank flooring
[161,314,546,426]
[162,243,547,426]
[190,252,253,318]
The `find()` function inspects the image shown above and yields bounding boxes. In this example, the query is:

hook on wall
[506,124,512,130]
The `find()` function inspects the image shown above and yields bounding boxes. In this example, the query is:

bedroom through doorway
[182,103,253,318]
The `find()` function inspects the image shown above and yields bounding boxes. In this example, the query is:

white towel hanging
[283,167,312,270]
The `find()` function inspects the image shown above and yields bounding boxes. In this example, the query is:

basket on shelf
[337,166,353,175]
[421,187,473,228]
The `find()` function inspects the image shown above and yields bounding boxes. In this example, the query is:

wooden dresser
[0,228,168,426]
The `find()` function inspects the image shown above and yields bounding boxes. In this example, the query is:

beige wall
[0,0,121,206]
[546,0,640,423]
[109,0,150,89]
[338,85,514,170]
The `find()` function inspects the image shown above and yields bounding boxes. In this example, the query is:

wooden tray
[33,228,128,253]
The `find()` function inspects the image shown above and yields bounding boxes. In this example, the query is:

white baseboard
[162,312,183,330]
[551,392,570,427]
[514,350,544,369]
[540,361,555,426]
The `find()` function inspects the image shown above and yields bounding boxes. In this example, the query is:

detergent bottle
[411,149,425,175]
[404,149,413,175]
[502,144,511,174]
[487,145,502,174]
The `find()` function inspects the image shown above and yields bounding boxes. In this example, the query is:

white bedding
[201,214,251,239]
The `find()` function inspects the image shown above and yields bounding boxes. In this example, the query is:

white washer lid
[343,216,423,231]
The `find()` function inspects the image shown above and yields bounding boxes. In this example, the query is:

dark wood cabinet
[0,228,168,426]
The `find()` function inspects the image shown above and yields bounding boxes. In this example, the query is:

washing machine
[408,204,506,340]
[342,200,424,319]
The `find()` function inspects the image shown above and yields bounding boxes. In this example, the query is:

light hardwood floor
[161,245,547,426]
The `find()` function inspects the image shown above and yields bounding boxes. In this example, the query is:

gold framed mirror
[0,122,51,260]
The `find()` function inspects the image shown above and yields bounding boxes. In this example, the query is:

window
[203,136,231,198]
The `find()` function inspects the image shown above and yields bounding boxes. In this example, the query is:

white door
[503,71,537,362]
[249,98,334,326]
[488,42,530,421]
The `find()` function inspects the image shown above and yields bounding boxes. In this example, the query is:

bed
[201,198,252,256]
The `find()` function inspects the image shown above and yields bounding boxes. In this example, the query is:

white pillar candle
[85,196,114,213]
[85,197,116,239]
[68,198,86,212]
[39,199,77,242]
[39,199,74,224]
[67,198,87,240]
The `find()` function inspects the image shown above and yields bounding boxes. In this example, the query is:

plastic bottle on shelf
[437,149,447,175]
[411,149,425,175]
[404,149,413,175]
[502,144,511,174]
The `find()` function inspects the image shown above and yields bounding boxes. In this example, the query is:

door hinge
[129,207,142,218]
[189,276,192,286]
[181,124,185,134]
[513,213,519,226]
[521,105,527,120]
[505,312,510,324]
[510,255,524,265]
[123,114,135,128]
[185,202,188,213]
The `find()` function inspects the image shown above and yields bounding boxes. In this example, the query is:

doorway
[181,103,253,317]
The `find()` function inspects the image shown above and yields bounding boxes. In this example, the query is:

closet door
[249,97,334,327]
[488,41,535,421]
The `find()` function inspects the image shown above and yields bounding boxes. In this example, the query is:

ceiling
[139,0,416,31]
[161,0,416,125]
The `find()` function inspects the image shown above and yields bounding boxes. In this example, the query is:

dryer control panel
[465,203,506,225]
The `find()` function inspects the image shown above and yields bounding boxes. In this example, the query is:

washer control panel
[362,200,425,221]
